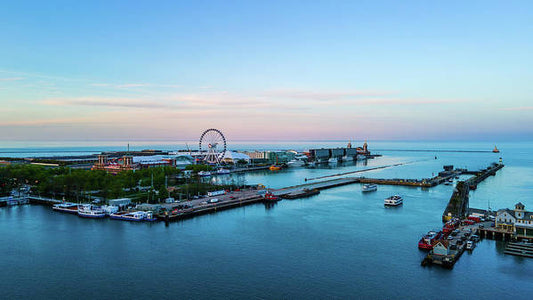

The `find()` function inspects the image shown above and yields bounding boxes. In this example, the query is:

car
[448,236,454,240]
[450,244,458,250]
[491,222,495,227]
[229,196,236,199]
[479,224,484,228]
[451,229,460,236]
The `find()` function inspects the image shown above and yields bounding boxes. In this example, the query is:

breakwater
[442,163,504,222]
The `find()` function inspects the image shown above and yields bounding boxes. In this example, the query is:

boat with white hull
[52,202,80,214]
[362,184,377,192]
[110,211,157,222]
[78,204,106,218]
[384,195,403,206]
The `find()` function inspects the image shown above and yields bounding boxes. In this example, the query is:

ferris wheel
[199,128,226,164]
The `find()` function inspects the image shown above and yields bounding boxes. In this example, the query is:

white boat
[384,195,403,206]
[466,240,476,250]
[101,205,119,215]
[343,156,354,162]
[362,184,377,192]
[328,157,339,164]
[216,168,231,175]
[110,210,157,222]
[198,171,212,177]
[78,204,106,218]
[287,159,305,167]
[356,155,367,161]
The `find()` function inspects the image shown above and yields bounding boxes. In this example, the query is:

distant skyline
[1,1,532,142]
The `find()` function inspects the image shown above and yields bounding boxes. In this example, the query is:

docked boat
[216,168,231,175]
[328,157,339,165]
[101,205,119,215]
[52,202,80,214]
[384,195,403,206]
[466,240,476,251]
[110,210,157,222]
[269,165,282,171]
[77,204,106,218]
[418,231,442,250]
[362,184,378,192]
[263,191,281,202]
[198,171,212,177]
[287,159,305,167]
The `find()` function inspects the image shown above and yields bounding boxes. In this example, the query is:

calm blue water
[1,141,532,299]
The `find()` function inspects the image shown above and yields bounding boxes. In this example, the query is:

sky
[1,0,532,142]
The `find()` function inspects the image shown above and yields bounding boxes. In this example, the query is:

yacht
[78,204,106,218]
[328,157,339,165]
[384,195,403,206]
[362,184,377,192]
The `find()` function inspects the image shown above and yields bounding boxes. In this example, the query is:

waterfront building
[495,202,533,238]
[431,240,450,256]
[220,151,250,164]
[92,154,176,174]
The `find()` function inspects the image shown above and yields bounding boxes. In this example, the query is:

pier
[442,163,504,222]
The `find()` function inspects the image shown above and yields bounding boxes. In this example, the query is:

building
[495,202,533,238]
[92,154,176,174]
[431,240,450,256]
[220,151,250,164]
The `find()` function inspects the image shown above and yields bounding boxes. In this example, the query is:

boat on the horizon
[493,146,500,153]
[384,195,403,206]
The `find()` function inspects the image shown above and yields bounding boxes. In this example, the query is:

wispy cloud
[0,77,24,81]
[500,106,533,111]
[41,97,172,109]
[89,83,181,89]
[263,89,396,101]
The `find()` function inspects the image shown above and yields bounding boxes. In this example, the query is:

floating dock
[504,242,533,258]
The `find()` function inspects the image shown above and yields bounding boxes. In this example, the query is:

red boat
[418,231,442,250]
[264,191,281,202]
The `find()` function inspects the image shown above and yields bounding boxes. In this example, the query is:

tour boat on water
[110,211,157,222]
[77,204,106,218]
[52,202,79,214]
[216,168,231,175]
[362,184,378,192]
[198,171,212,177]
[492,146,500,153]
[384,195,403,206]
[269,165,282,171]
[418,231,443,250]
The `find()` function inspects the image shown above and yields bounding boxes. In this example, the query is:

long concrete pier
[442,163,504,222]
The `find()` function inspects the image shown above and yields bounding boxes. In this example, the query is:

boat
[287,159,305,167]
[362,184,377,192]
[216,168,231,175]
[418,231,443,250]
[269,165,282,171]
[492,146,500,153]
[101,205,119,215]
[197,171,212,177]
[77,204,106,218]
[466,240,476,251]
[263,191,281,202]
[52,202,80,214]
[110,210,157,222]
[384,195,403,206]
[328,157,339,165]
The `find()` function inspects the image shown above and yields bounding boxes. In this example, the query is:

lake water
[1,141,532,299]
